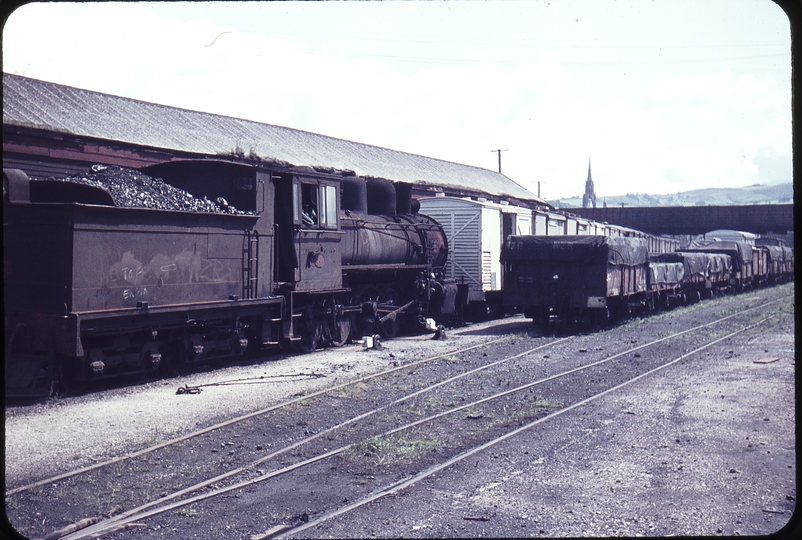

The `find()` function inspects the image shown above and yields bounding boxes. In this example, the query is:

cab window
[292,182,301,224]
[319,183,338,228]
[293,178,338,229]
[299,183,318,227]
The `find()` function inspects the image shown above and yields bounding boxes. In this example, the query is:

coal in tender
[57,165,253,214]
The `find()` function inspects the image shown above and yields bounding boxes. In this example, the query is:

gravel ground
[303,295,797,538]
[4,286,796,539]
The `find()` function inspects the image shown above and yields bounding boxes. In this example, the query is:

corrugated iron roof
[3,73,540,202]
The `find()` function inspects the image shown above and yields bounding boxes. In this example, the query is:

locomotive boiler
[3,160,461,395]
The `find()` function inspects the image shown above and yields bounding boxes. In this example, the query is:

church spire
[582,159,597,209]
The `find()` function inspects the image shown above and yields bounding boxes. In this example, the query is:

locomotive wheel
[294,309,322,354]
[55,354,84,395]
[378,286,403,339]
[327,295,353,347]
[357,288,381,337]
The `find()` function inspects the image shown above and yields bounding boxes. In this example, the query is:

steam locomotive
[3,160,463,395]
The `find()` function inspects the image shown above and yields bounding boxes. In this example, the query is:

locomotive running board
[74,297,286,320]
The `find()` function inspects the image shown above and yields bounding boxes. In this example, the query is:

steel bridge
[565,204,793,237]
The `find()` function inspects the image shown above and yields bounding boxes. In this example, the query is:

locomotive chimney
[366,177,396,216]
[341,176,368,214]
[394,182,413,215]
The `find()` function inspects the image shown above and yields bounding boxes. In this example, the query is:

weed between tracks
[344,434,443,467]
[178,505,198,518]
[339,392,562,477]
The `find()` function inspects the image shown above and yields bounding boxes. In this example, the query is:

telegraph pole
[490,149,507,173]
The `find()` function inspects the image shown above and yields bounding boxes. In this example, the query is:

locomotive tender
[3,160,461,394]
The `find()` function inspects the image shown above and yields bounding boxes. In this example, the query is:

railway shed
[2,73,545,210]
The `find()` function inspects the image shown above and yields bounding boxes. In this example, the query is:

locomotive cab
[276,168,344,291]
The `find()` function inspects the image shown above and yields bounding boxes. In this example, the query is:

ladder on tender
[243,230,259,299]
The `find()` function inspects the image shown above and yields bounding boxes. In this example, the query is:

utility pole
[490,149,507,173]
[538,181,546,198]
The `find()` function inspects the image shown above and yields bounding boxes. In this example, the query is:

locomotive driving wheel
[55,353,84,395]
[294,307,322,354]
[356,288,380,337]
[326,295,353,347]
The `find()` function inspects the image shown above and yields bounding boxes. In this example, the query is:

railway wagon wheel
[596,307,612,327]
[579,306,608,329]
[378,286,403,339]
[294,306,322,354]
[531,307,550,329]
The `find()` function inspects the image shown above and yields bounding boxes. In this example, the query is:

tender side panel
[72,226,246,312]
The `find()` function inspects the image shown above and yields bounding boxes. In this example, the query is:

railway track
[6,289,790,540]
[6,336,518,496]
[289,317,773,539]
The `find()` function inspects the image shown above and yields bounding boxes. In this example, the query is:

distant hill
[549,182,793,209]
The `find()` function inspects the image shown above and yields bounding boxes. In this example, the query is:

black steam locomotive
[3,160,463,394]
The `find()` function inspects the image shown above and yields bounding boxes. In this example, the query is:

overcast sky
[2,1,792,200]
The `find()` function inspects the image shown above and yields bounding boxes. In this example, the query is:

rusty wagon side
[501,235,650,327]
